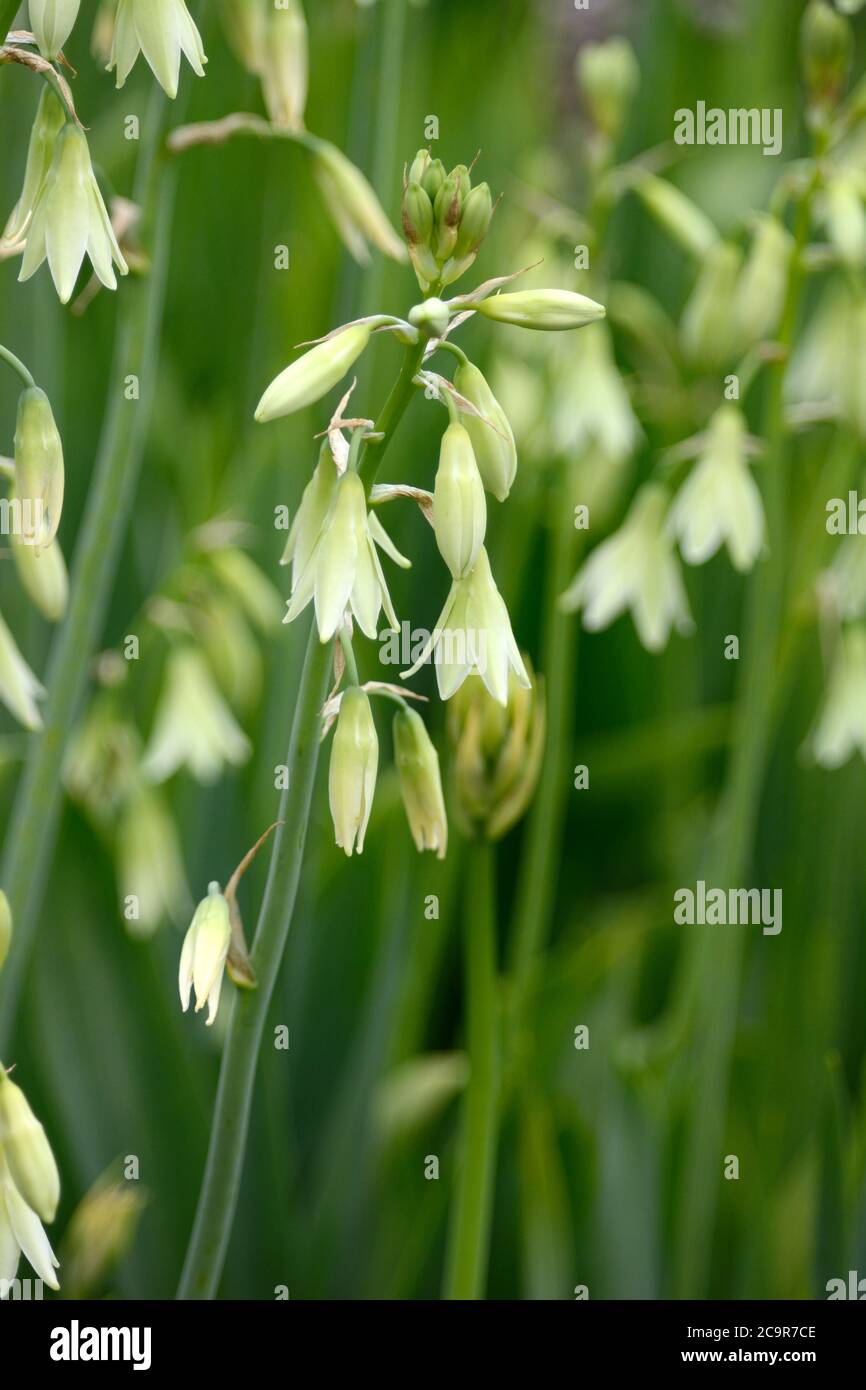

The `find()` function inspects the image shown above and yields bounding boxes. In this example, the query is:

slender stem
[338,626,360,685]
[0,344,34,389]
[443,840,500,1300]
[672,186,814,1298]
[357,339,426,494]
[176,623,332,1299]
[0,84,172,1051]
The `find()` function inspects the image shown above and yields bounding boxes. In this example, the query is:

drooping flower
[680,241,743,368]
[808,626,866,768]
[3,86,65,247]
[392,708,448,858]
[432,421,487,579]
[19,126,128,304]
[0,1156,60,1294]
[178,884,231,1025]
[0,609,45,731]
[329,687,379,856]
[108,0,207,100]
[560,483,693,652]
[117,784,190,937]
[280,448,338,587]
[285,470,409,642]
[10,527,68,624]
[141,646,251,784]
[261,0,308,132]
[733,214,793,346]
[12,386,64,547]
[550,319,641,464]
[668,404,765,572]
[402,547,530,706]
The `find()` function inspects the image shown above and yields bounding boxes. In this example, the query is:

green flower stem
[0,344,34,389]
[178,274,422,1305]
[176,621,332,1300]
[672,187,814,1298]
[443,840,500,1300]
[357,338,426,495]
[0,85,173,1052]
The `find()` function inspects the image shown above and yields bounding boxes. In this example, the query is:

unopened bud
[477,288,606,331]
[29,0,81,59]
[576,37,640,140]
[393,708,448,858]
[178,883,232,1026]
[454,362,517,501]
[402,181,434,246]
[433,173,463,260]
[11,520,68,623]
[261,0,308,131]
[421,158,446,201]
[13,386,64,548]
[454,182,493,259]
[433,421,487,579]
[256,322,372,422]
[0,1071,61,1223]
[329,687,379,857]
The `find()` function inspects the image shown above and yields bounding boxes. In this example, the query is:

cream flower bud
[668,405,765,573]
[286,470,408,641]
[219,0,267,74]
[178,883,232,1025]
[109,0,207,99]
[433,421,487,579]
[0,1071,61,1223]
[680,241,743,368]
[576,37,640,140]
[29,0,81,58]
[313,140,406,263]
[824,173,866,268]
[19,126,128,304]
[561,483,693,652]
[477,288,606,331]
[0,1159,60,1292]
[393,708,448,858]
[0,892,11,974]
[329,687,379,856]
[3,86,65,246]
[255,323,372,423]
[261,0,308,132]
[13,386,64,548]
[634,173,719,260]
[0,608,45,731]
[453,362,517,501]
[733,214,793,345]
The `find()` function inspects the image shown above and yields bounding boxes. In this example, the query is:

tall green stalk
[443,841,500,1300]
[0,85,173,1051]
[177,334,421,1299]
[672,190,814,1297]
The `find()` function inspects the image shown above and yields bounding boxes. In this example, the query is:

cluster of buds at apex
[447,660,546,842]
[13,386,65,548]
[402,149,495,291]
[329,686,379,856]
[108,0,207,100]
[393,708,448,859]
[179,883,232,1026]
[19,125,128,304]
[800,0,853,115]
[0,891,10,973]
[477,288,606,331]
[285,469,409,642]
[0,1068,61,1294]
[30,0,81,59]
[433,421,487,579]
[453,362,517,501]
[256,323,372,423]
